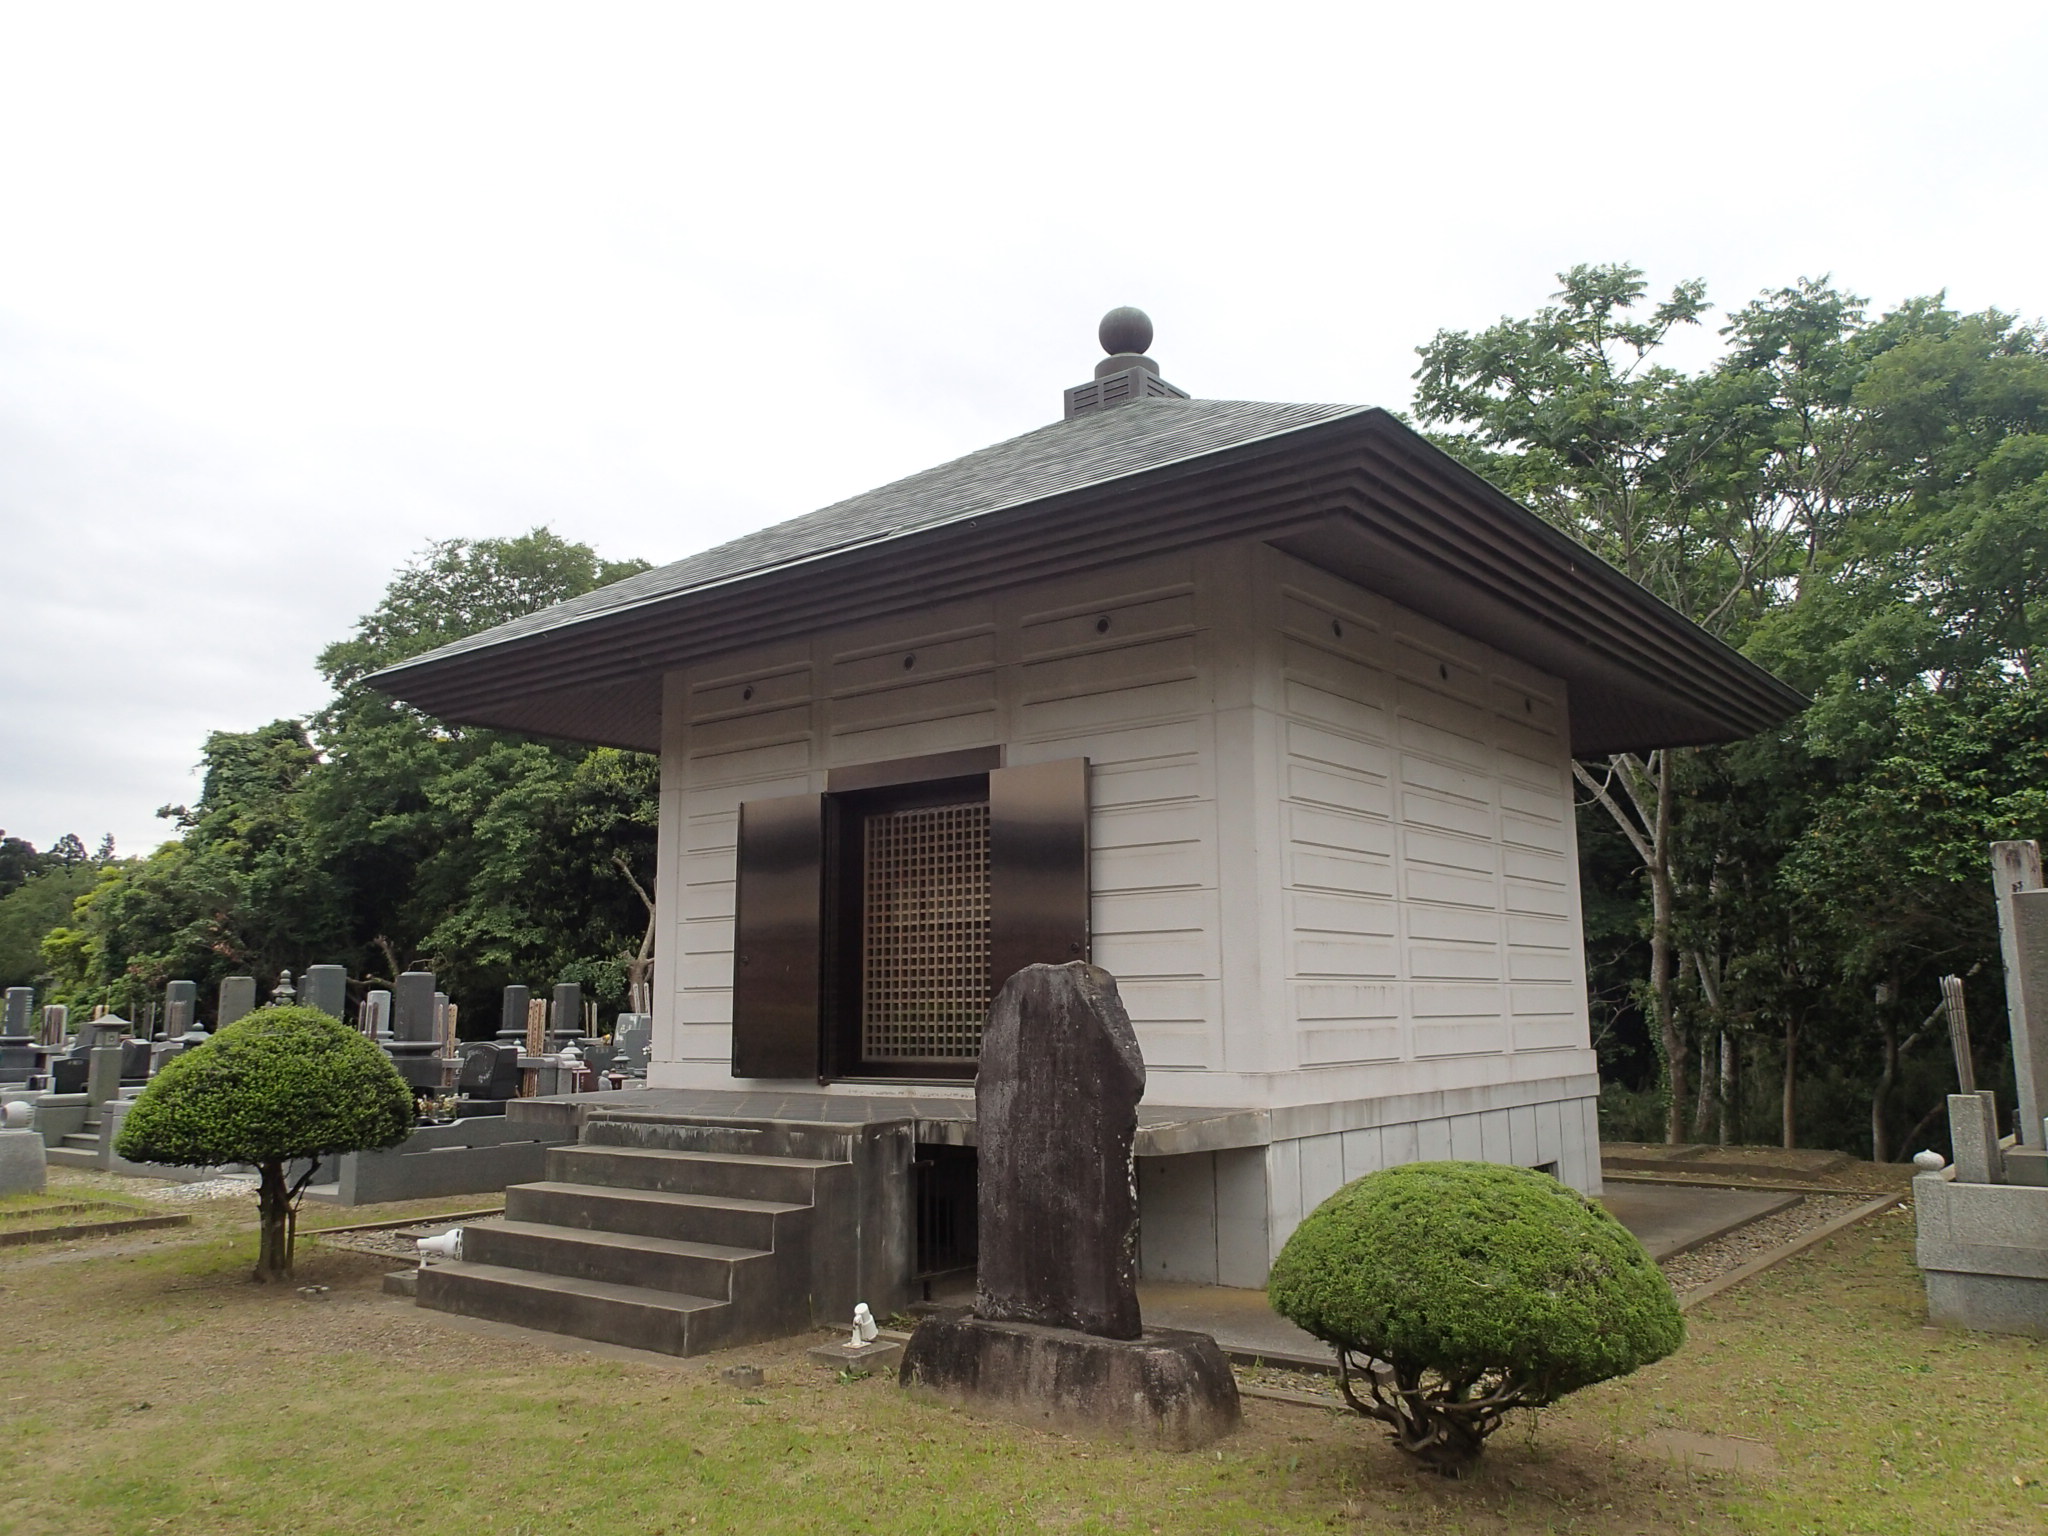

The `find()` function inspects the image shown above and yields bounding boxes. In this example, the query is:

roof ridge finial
[1065,306,1189,419]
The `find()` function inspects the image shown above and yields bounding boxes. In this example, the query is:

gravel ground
[138,1175,259,1202]
[1660,1191,1889,1291]
[313,1215,492,1260]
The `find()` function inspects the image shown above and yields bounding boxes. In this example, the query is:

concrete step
[416,1260,734,1355]
[546,1144,842,1204]
[45,1145,100,1168]
[59,1133,100,1152]
[505,1180,806,1250]
[463,1219,765,1298]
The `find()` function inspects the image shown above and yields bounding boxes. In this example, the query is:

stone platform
[899,1310,1240,1450]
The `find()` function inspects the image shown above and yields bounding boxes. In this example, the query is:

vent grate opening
[860,801,991,1062]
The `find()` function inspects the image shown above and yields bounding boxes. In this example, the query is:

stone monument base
[0,1128,48,1197]
[899,1310,1240,1450]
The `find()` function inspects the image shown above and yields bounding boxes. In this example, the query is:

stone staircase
[415,1114,913,1356]
[46,1106,107,1168]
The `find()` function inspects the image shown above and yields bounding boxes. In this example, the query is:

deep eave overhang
[367,408,1806,757]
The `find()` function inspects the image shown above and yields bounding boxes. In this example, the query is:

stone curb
[1605,1172,1907,1197]
[0,1211,192,1247]
[305,1205,504,1236]
[1675,1191,1905,1312]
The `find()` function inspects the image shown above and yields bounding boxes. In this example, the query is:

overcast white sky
[3,1,2044,857]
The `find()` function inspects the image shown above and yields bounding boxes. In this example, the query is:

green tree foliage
[115,1005,414,1279]
[1418,267,2048,1156]
[1268,1162,1682,1475]
[0,832,119,992]
[52,529,657,1028]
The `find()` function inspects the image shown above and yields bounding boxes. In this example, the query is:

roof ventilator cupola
[1063,306,1190,420]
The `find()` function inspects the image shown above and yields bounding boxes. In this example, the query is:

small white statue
[847,1301,877,1348]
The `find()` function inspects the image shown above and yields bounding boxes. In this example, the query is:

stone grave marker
[498,985,530,1046]
[218,975,257,1028]
[549,982,582,1049]
[899,962,1239,1448]
[300,965,348,1019]
[163,981,197,1037]
[387,971,443,1090]
[0,988,35,1083]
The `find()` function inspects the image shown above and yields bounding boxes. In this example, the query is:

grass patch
[0,1194,2042,1534]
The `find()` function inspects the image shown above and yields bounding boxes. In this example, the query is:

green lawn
[1,1186,2041,1535]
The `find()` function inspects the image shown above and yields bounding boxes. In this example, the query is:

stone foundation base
[0,1129,47,1196]
[1924,1270,2048,1338]
[899,1310,1240,1450]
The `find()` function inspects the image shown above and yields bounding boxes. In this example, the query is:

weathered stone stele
[163,980,198,1037]
[217,975,257,1029]
[300,965,348,1019]
[901,961,1239,1449]
[974,961,1145,1339]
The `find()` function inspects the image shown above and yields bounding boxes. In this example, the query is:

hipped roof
[367,398,1804,756]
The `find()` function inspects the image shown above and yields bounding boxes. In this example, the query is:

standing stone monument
[497,985,531,1047]
[86,1013,127,1105]
[1914,841,2048,1335]
[549,982,582,1049]
[217,975,257,1029]
[163,981,198,1036]
[300,965,348,1019]
[387,970,443,1090]
[899,963,1239,1448]
[40,1004,68,1047]
[363,989,393,1040]
[0,988,36,1083]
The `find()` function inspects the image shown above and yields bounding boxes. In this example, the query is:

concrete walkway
[1132,1180,1803,1366]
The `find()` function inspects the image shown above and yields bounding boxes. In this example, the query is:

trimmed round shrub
[117,1005,415,1279]
[1268,1161,1683,1473]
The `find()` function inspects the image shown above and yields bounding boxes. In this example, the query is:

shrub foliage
[117,1005,414,1279]
[1267,1161,1683,1473]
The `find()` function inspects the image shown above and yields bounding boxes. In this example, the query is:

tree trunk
[1719,1028,1737,1146]
[1870,982,1899,1166]
[1781,1015,1799,1150]
[1691,1028,1718,1142]
[1648,756,1686,1143]
[255,1159,294,1282]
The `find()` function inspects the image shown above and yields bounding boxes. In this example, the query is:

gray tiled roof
[379,398,1365,676]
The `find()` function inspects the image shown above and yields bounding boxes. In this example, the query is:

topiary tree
[1267,1161,1683,1475]
[116,1005,415,1281]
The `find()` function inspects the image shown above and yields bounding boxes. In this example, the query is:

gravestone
[498,985,531,1046]
[218,975,257,1028]
[899,963,1239,1448]
[613,1013,652,1075]
[86,1014,127,1104]
[549,983,582,1049]
[163,981,198,1039]
[457,1042,521,1100]
[363,989,393,1039]
[387,971,443,1090]
[300,965,348,1019]
[0,988,35,1083]
[41,1004,68,1047]
[975,963,1146,1337]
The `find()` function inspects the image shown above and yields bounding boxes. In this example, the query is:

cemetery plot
[0,1193,191,1246]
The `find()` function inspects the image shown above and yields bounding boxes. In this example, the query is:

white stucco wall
[647,539,1597,1106]
[643,538,1604,1278]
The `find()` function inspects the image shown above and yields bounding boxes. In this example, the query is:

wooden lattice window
[860,801,991,1063]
